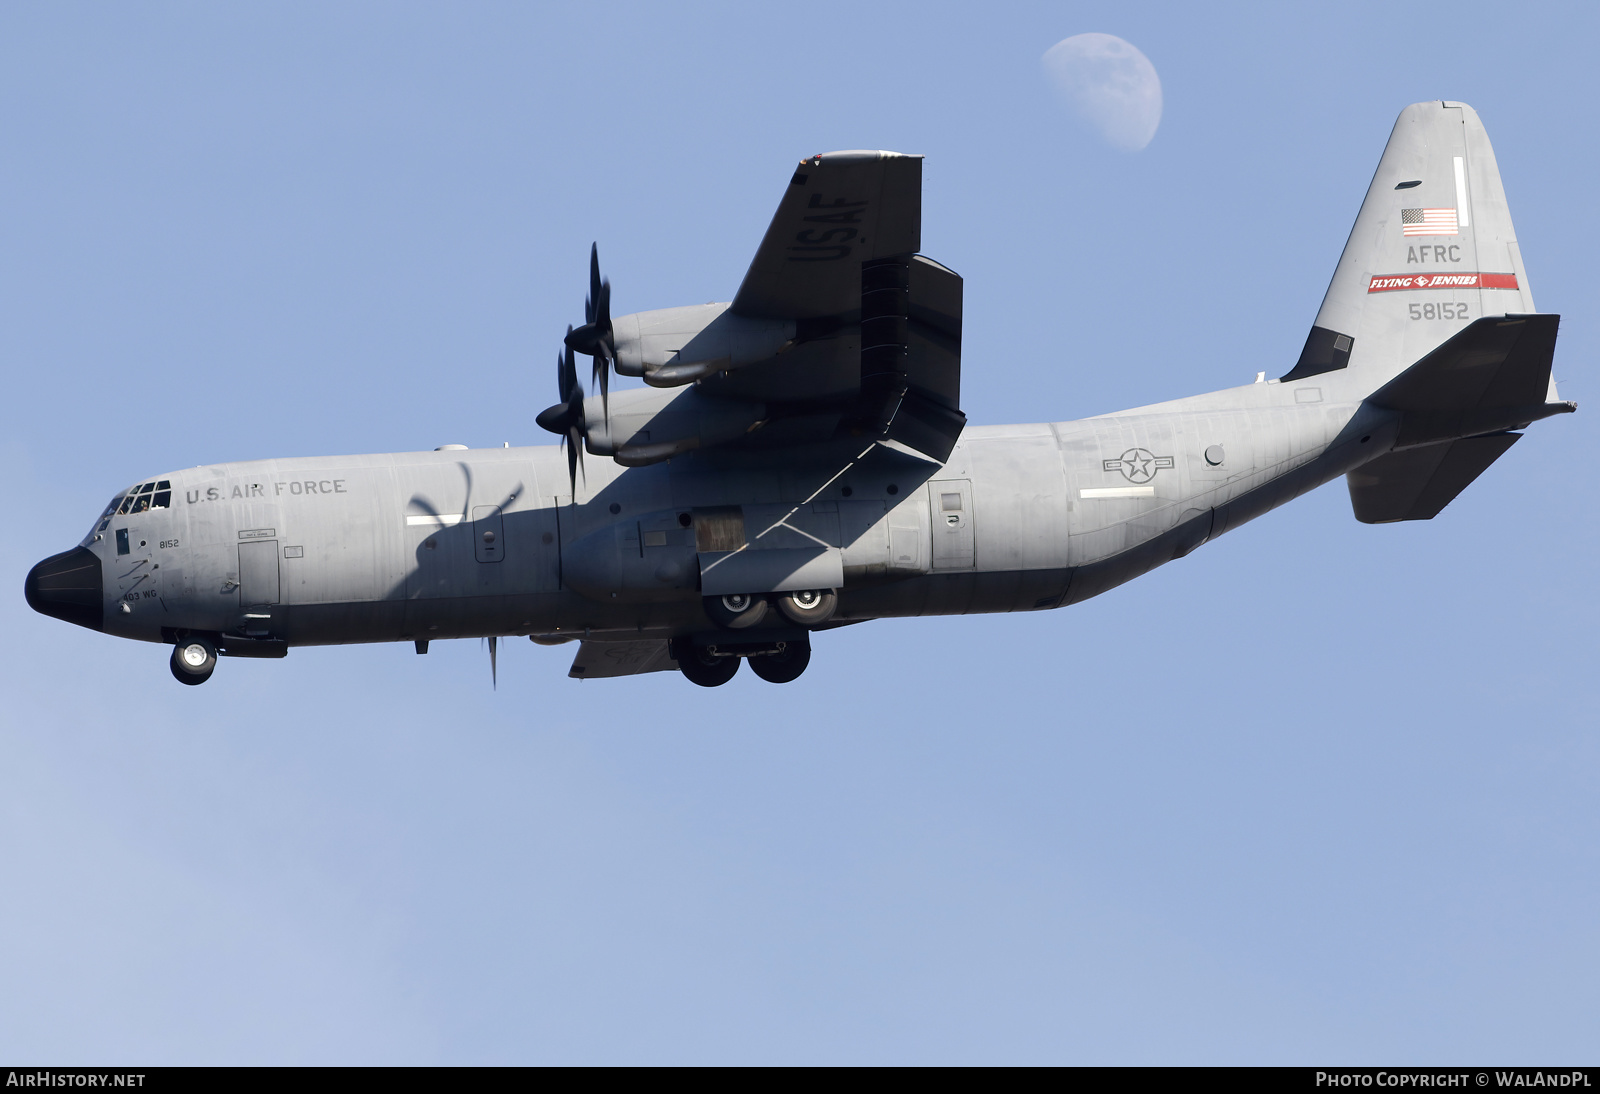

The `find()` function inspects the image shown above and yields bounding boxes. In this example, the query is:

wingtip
[807,149,924,164]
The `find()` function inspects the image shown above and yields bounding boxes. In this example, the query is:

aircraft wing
[559,150,967,470]
[731,151,923,319]
[712,151,963,461]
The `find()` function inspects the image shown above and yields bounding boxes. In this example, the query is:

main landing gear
[675,589,834,687]
[169,636,217,685]
[670,639,744,687]
[669,634,812,688]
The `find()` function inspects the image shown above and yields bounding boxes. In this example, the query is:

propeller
[535,336,587,494]
[480,636,499,689]
[562,243,614,417]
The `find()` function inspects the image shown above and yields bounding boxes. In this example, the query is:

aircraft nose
[24,546,104,632]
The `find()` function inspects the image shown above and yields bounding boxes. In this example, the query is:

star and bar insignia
[1102,448,1175,484]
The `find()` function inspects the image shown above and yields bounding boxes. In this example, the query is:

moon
[1041,33,1163,152]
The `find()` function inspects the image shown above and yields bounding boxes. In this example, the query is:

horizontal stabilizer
[1368,313,1571,448]
[1347,432,1519,523]
[568,639,678,679]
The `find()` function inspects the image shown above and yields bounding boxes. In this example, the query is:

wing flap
[567,639,678,679]
[904,254,962,411]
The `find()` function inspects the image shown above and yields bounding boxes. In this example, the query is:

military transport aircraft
[25,101,1574,687]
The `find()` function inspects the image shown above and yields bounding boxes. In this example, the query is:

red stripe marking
[1367,272,1520,293]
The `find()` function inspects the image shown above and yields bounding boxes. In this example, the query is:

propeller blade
[563,246,614,422]
[586,242,602,325]
[538,342,586,435]
[565,426,583,496]
[559,334,579,401]
[592,345,610,418]
[489,635,498,689]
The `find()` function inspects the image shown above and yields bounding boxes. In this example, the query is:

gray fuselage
[80,375,1385,652]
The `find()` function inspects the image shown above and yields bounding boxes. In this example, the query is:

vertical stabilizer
[1285,102,1538,388]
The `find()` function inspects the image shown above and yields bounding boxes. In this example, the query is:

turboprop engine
[611,303,798,387]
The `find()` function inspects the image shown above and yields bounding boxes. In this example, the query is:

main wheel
[170,637,217,686]
[775,589,837,627]
[747,639,811,684]
[671,639,741,687]
[703,592,769,630]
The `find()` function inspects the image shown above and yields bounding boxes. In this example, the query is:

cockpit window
[98,480,172,532]
[95,493,123,533]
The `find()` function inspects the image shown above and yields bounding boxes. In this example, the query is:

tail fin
[1284,102,1540,387]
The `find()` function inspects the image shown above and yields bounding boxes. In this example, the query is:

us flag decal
[1401,208,1459,236]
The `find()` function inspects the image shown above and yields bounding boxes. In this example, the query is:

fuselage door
[238,540,281,606]
[929,479,974,570]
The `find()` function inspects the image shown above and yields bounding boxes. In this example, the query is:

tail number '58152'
[1409,302,1470,320]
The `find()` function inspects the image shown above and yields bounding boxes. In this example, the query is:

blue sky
[3,1,1597,1064]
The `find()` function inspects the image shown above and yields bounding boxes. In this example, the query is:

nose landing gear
[169,636,218,686]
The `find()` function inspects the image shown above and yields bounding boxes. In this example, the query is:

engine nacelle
[581,385,766,467]
[612,303,795,386]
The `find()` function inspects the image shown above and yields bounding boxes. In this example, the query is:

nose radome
[24,546,104,632]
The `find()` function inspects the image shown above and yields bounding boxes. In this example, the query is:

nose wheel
[169,637,217,685]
